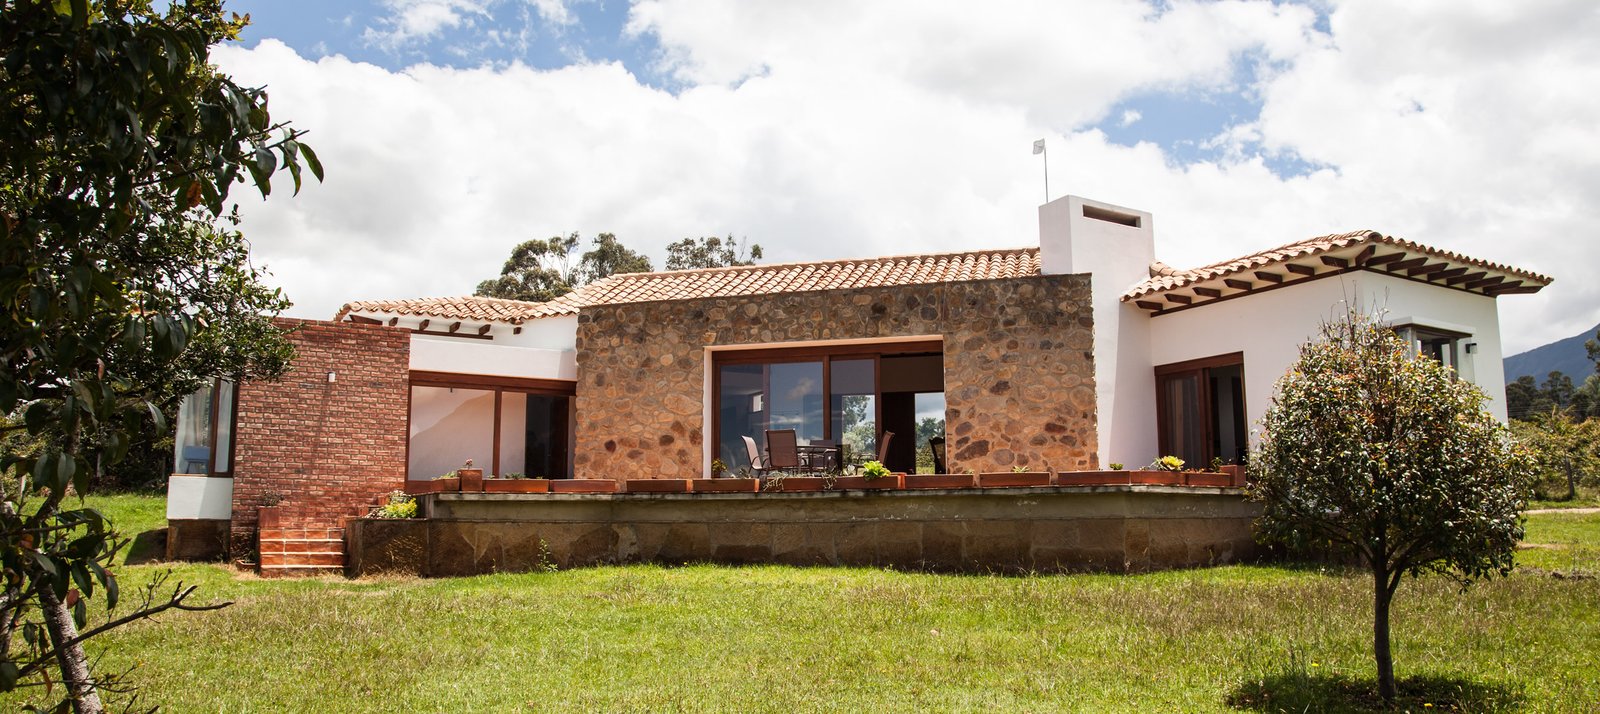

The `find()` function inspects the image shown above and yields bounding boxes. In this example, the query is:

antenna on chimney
[1032,138,1049,203]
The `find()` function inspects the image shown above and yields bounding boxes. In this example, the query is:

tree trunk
[37,584,104,714]
[1373,565,1396,703]
[1565,457,1577,501]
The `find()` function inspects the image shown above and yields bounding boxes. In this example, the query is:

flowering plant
[1151,455,1185,472]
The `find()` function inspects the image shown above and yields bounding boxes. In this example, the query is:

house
[163,195,1550,574]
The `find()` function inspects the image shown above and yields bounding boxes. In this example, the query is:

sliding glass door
[407,374,575,479]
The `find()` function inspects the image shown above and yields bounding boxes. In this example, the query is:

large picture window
[408,372,575,480]
[713,342,944,474]
[1155,353,1246,468]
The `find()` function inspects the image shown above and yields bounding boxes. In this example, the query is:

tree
[664,235,763,271]
[1511,409,1600,500]
[474,232,581,302]
[1540,370,1575,410]
[1504,375,1550,421]
[1250,310,1531,704]
[1586,329,1599,376]
[475,232,652,302]
[1,2,318,710]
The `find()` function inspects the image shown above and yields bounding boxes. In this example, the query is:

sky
[211,0,1600,355]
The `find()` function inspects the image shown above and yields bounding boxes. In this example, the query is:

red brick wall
[229,318,410,553]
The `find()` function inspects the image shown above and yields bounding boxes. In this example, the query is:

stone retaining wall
[346,487,1260,577]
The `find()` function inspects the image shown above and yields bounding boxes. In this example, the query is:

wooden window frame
[406,371,577,479]
[1154,352,1244,468]
[206,379,239,477]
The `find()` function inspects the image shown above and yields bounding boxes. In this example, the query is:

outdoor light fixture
[327,371,337,383]
[1465,343,1478,354]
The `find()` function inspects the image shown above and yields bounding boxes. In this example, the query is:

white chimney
[1038,195,1157,469]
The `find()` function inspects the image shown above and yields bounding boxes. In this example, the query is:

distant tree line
[475,233,762,303]
[1508,329,1600,501]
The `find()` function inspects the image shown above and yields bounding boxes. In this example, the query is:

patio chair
[180,445,210,474]
[741,436,771,477]
[764,429,808,473]
[808,438,840,473]
[928,436,946,474]
[876,430,894,464]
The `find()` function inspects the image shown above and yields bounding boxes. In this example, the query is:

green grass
[3,495,1597,712]
[1518,510,1600,574]
[1528,485,1600,510]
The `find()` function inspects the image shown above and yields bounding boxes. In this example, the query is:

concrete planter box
[626,479,691,494]
[1056,471,1132,486]
[762,476,830,492]
[904,473,975,489]
[977,472,1051,488]
[1221,464,1247,487]
[550,479,619,494]
[405,478,460,495]
[832,474,903,490]
[692,478,759,493]
[458,468,484,492]
[484,479,551,493]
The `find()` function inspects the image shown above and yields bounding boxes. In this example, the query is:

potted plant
[1184,458,1232,487]
[761,471,831,493]
[484,472,551,493]
[457,459,485,492]
[1130,455,1185,485]
[832,460,902,490]
[977,465,1051,488]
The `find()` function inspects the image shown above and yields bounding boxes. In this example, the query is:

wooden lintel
[1193,286,1223,298]
[1165,293,1193,305]
[1446,271,1487,286]
[1135,300,1165,311]
[477,324,492,336]
[1320,256,1349,268]
[1386,256,1429,272]
[411,329,494,341]
[418,319,430,331]
[1431,266,1469,282]
[1286,263,1316,276]
[1364,252,1405,266]
[448,321,462,334]
[387,317,398,326]
[1223,278,1253,291]
[347,314,382,325]
[1465,275,1507,290]
[1352,245,1377,266]
[1254,271,1283,284]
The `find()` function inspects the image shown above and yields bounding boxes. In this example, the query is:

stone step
[258,564,345,579]
[260,527,345,541]
[260,552,345,568]
[259,539,344,555]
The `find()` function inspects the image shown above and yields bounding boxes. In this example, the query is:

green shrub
[861,461,890,479]
[373,491,417,519]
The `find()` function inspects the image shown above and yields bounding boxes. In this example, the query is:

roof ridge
[596,245,1039,282]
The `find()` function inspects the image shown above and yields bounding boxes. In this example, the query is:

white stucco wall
[1143,271,1510,456]
[408,314,578,380]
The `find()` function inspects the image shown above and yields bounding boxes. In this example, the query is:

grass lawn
[1528,485,1600,511]
[3,495,1596,712]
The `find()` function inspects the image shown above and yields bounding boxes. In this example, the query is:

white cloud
[363,0,490,48]
[216,0,1600,354]
[1119,109,1142,127]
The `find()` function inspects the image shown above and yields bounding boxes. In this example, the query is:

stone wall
[346,487,1261,577]
[229,318,410,553]
[573,276,1097,480]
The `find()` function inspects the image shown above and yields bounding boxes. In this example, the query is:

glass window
[1158,371,1206,467]
[718,364,765,470]
[211,380,235,474]
[173,384,214,474]
[408,385,495,479]
[830,359,876,462]
[1156,356,1246,468]
[768,362,824,443]
[501,392,572,479]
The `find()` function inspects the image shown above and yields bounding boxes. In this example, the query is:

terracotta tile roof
[337,247,1042,324]
[1122,230,1552,303]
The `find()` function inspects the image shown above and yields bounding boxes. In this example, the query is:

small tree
[475,232,652,302]
[1251,310,1532,703]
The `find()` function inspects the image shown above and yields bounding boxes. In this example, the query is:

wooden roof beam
[1351,245,1377,266]
[1224,278,1253,291]
[1165,293,1193,305]
[1135,300,1164,311]
[1465,275,1507,290]
[1321,256,1349,269]
[347,314,382,325]
[1364,252,1406,266]
[1386,256,1429,272]
[1481,279,1522,294]
[448,321,462,334]
[1446,271,1487,286]
[1286,263,1317,276]
[1431,266,1469,282]
[1255,271,1284,284]
[387,317,398,326]
[1407,262,1449,277]
[477,324,492,336]
[417,319,430,331]
[1193,286,1223,298]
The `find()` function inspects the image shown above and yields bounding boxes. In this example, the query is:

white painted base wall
[166,475,233,520]
[410,335,576,380]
